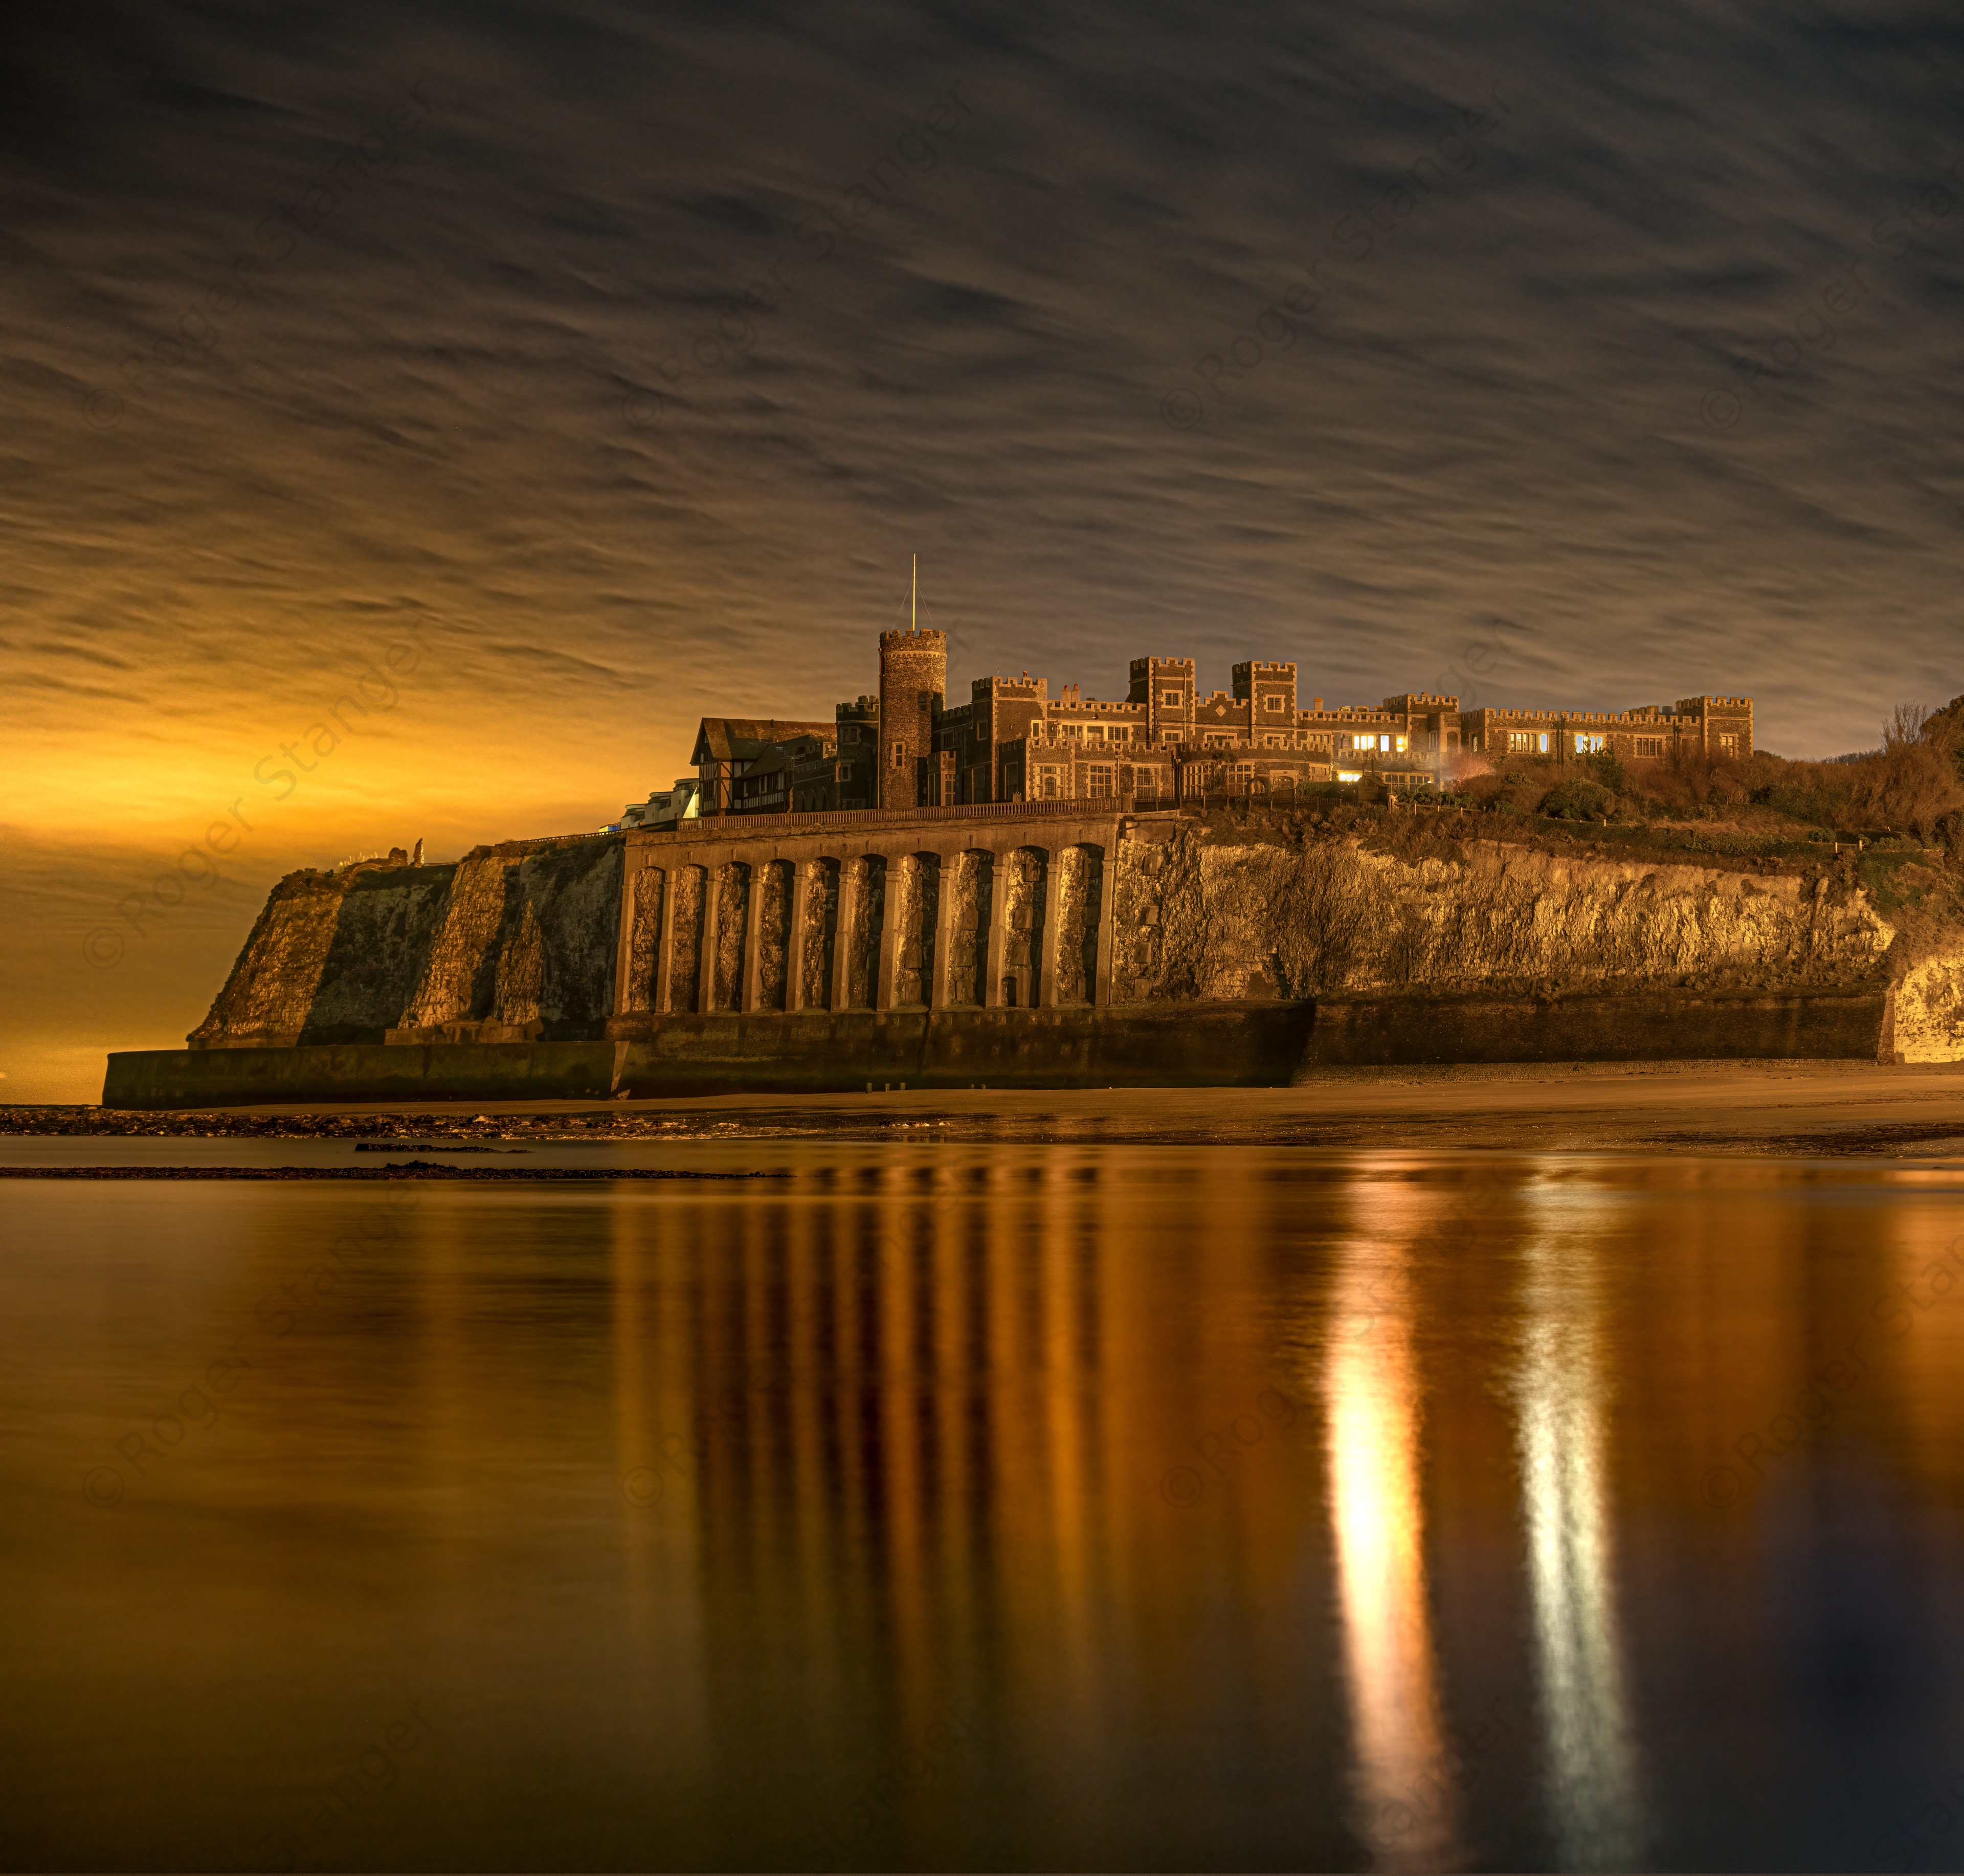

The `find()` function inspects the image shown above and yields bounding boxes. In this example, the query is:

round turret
[877,628,946,810]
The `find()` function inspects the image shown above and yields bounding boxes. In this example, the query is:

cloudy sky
[2,0,1959,1098]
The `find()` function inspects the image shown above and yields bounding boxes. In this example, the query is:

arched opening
[799,859,840,1010]
[754,860,793,1011]
[665,865,705,1013]
[1000,846,1046,1010]
[844,855,886,1010]
[711,861,750,1010]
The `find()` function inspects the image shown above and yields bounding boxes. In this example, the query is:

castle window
[1718,732,1739,754]
[1265,696,1283,711]
[1088,765,1113,797]
[890,742,904,768]
[1162,729,1180,744]
[1040,769,1059,799]
[1574,732,1605,754]
[1162,689,1180,705]
[1135,767,1159,795]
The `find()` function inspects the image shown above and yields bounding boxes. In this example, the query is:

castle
[622,629,1755,828]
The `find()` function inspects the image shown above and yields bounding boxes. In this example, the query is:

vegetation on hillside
[1447,693,1964,851]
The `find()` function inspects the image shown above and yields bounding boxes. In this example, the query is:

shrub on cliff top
[1736,702,1964,839]
[1542,778,1616,821]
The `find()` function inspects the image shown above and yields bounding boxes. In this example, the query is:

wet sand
[6,1059,1963,1154]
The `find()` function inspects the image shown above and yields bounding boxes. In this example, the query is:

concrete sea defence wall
[106,1005,1313,1107]
[101,991,1889,1108]
[1305,990,1887,1067]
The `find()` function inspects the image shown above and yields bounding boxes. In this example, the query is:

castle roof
[690,717,836,765]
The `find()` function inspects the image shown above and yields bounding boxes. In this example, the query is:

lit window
[1337,769,1363,783]
[1394,735,1407,753]
[1574,732,1604,754]
[1538,733,1549,753]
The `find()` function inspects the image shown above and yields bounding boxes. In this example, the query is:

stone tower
[878,626,946,810]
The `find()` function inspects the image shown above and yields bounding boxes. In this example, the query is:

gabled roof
[690,717,836,765]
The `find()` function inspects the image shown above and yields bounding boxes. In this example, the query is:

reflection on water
[1513,1202,1642,1869]
[4,1144,1964,1871]
[1326,1216,1461,1869]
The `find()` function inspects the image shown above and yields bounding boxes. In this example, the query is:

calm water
[5,1138,1964,1871]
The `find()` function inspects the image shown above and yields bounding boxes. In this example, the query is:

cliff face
[1114,828,1897,1003]
[1891,957,1964,1061]
[190,836,622,1047]
[188,816,1961,1061]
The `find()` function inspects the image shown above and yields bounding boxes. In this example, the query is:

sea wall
[101,990,1891,1108]
[107,1005,1313,1107]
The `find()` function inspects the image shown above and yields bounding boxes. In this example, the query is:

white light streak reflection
[1512,1221,1644,1868]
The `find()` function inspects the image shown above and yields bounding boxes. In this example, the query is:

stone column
[697,864,722,1015]
[1038,845,1064,1009]
[832,859,858,1011]
[875,854,903,1011]
[612,859,641,1018]
[652,861,677,1015]
[786,860,811,1013]
[984,847,1010,1008]
[930,851,960,1007]
[1094,841,1117,1006]
[740,863,765,1012]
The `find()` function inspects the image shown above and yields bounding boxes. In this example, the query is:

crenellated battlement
[677,620,1754,821]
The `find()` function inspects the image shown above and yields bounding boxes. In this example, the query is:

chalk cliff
[1114,824,1896,1002]
[191,836,622,1047]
